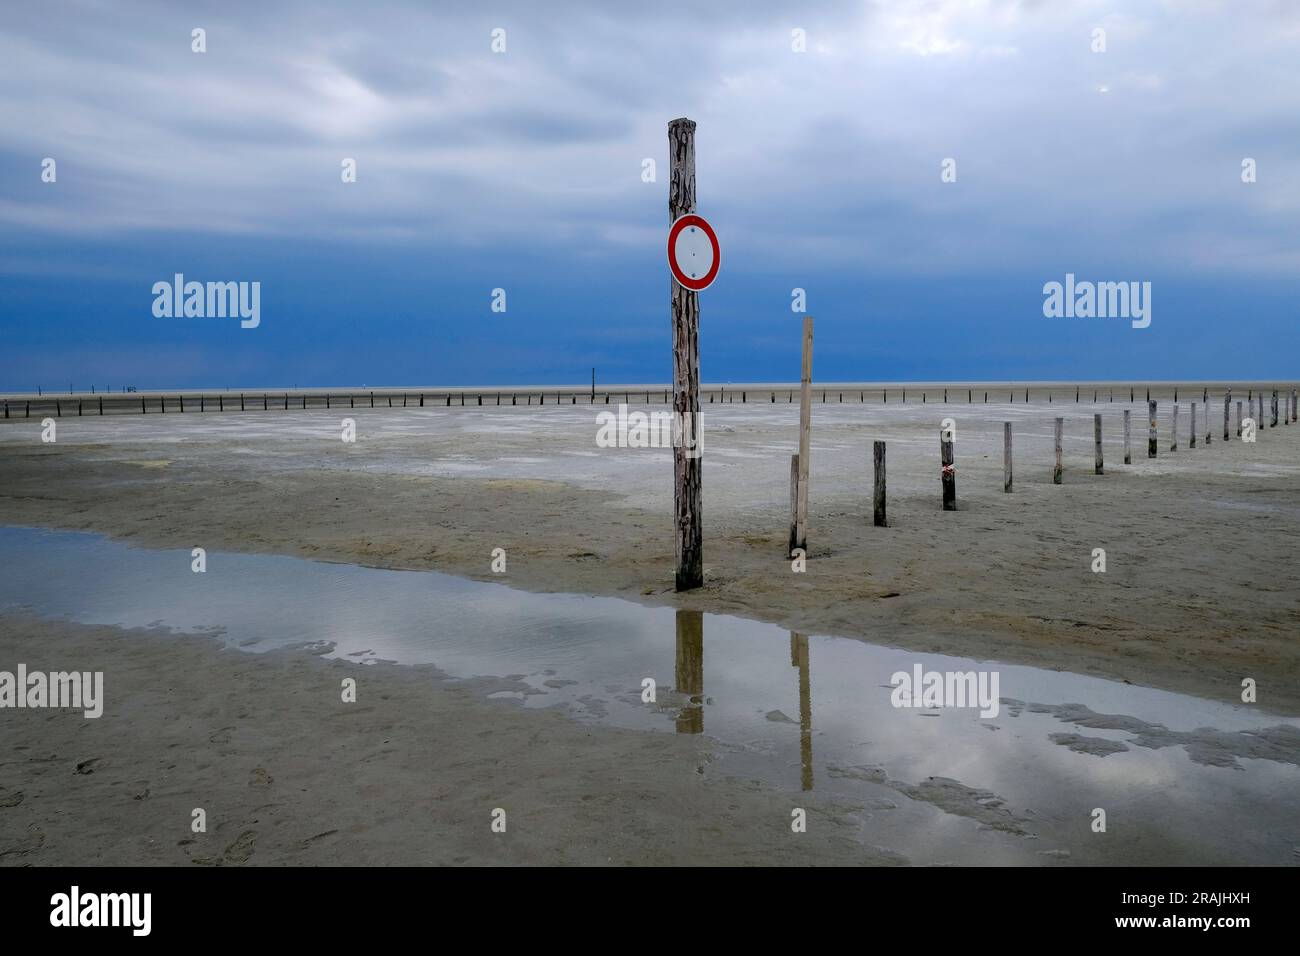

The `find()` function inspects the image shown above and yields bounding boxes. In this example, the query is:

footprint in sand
[223,830,257,864]
[0,786,24,808]
[249,767,273,790]
[75,758,105,775]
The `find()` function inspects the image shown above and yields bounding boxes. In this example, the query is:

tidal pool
[1,525,1296,865]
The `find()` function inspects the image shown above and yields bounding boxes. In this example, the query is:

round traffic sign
[668,214,720,291]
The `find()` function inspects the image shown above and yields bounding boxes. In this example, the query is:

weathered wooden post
[1170,404,1179,451]
[1271,389,1279,427]
[1003,422,1013,492]
[1224,388,1231,442]
[795,316,813,551]
[1123,408,1132,463]
[1148,401,1158,457]
[1054,418,1064,483]
[1094,414,1103,474]
[873,441,887,526]
[940,428,956,509]
[1236,401,1243,437]
[1291,387,1297,423]
[1190,402,1197,448]
[669,117,703,590]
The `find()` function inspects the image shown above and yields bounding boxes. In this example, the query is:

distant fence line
[1,385,1297,421]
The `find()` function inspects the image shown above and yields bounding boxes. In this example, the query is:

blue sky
[2,0,1298,389]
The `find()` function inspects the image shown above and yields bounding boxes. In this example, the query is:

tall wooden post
[795,316,813,550]
[1224,388,1231,442]
[1236,401,1242,437]
[873,441,887,526]
[1094,414,1103,474]
[669,118,702,591]
[1148,400,1157,457]
[1053,418,1063,483]
[1123,409,1131,464]
[1003,422,1013,492]
[1171,404,1179,451]
[1190,402,1197,448]
[1271,389,1279,427]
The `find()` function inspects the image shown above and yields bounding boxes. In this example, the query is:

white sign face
[667,214,720,291]
[673,224,715,282]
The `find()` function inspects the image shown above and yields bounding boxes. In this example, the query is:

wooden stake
[788,454,801,555]
[670,117,703,591]
[1190,402,1197,448]
[1236,401,1242,437]
[1003,422,1012,492]
[1148,400,1157,457]
[1054,417,1063,483]
[1171,404,1179,451]
[796,316,813,550]
[940,430,956,509]
[1123,408,1131,464]
[1224,388,1231,442]
[1094,414,1103,474]
[873,441,887,525]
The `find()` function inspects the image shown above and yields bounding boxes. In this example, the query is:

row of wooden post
[852,393,1292,542]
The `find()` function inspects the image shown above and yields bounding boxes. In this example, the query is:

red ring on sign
[668,214,720,291]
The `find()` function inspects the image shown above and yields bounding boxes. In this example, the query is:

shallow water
[1,525,1296,865]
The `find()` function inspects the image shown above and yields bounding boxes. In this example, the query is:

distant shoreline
[2,377,1300,400]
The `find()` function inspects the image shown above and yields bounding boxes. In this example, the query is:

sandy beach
[3,397,1298,711]
[2,396,1299,866]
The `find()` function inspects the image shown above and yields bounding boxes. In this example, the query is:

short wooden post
[670,116,703,591]
[940,429,956,510]
[788,454,800,555]
[1272,389,1279,427]
[795,316,813,551]
[1171,404,1179,451]
[1236,401,1243,437]
[1148,400,1157,457]
[1224,389,1231,442]
[1054,418,1063,483]
[1003,422,1012,492]
[1094,414,1103,474]
[1190,402,1197,448]
[1123,409,1131,464]
[873,441,887,526]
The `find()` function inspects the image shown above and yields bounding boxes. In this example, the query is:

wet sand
[2,398,1299,866]
[0,613,898,866]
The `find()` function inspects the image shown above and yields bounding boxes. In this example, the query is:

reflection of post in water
[790,632,813,791]
[674,609,704,734]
